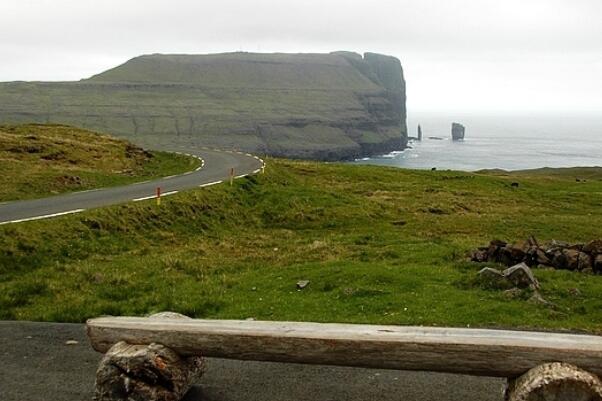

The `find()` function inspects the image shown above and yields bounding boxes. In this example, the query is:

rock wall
[471,238,602,274]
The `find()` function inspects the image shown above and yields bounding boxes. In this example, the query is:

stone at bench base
[94,312,203,401]
[94,341,203,401]
[505,362,602,401]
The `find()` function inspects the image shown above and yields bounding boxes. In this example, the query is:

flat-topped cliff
[0,51,407,160]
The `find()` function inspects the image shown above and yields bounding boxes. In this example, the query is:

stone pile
[471,237,602,274]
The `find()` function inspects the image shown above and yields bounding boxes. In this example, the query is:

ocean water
[354,113,602,171]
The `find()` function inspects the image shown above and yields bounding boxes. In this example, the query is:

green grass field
[1,157,601,333]
[0,124,200,201]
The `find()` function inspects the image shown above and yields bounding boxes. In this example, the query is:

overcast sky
[1,0,600,114]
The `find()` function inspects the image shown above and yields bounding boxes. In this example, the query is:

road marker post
[230,168,234,186]
[156,187,161,206]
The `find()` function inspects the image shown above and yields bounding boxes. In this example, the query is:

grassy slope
[481,167,602,179]
[88,53,382,89]
[0,124,199,201]
[1,159,601,333]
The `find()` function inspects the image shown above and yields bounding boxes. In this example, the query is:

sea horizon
[355,112,602,171]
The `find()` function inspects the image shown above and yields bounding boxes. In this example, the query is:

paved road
[0,321,505,401]
[0,147,263,225]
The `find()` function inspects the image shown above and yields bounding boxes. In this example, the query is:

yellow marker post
[156,187,161,206]
[230,167,234,186]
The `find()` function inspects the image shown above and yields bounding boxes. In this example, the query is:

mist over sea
[354,113,602,171]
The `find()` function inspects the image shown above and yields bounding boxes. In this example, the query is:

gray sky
[1,0,600,113]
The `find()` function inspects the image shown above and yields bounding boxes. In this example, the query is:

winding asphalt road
[0,147,263,225]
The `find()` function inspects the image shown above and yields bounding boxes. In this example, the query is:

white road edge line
[199,181,222,187]
[0,209,86,225]
[133,195,156,202]
[132,190,178,202]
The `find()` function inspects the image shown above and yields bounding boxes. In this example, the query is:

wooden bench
[87,314,602,401]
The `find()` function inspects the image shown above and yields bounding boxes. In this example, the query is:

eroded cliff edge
[0,51,407,160]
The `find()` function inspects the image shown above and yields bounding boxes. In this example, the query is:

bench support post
[94,312,203,401]
[505,362,602,401]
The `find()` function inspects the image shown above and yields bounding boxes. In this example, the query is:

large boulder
[549,250,568,269]
[470,247,489,263]
[578,252,593,271]
[477,263,540,290]
[486,239,507,263]
[94,312,204,401]
[503,263,540,289]
[477,267,511,289]
[594,255,602,274]
[501,241,530,265]
[94,342,203,401]
[563,249,581,271]
[535,248,551,266]
[584,239,602,255]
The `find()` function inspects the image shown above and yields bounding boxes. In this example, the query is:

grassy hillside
[0,124,199,201]
[89,53,382,89]
[0,52,407,160]
[1,159,601,333]
[481,166,602,179]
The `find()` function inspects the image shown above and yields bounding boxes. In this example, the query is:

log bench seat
[86,313,602,401]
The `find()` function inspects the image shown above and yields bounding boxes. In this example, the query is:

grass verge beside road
[0,124,200,201]
[1,159,601,333]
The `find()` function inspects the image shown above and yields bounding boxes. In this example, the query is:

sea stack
[417,124,423,141]
[451,123,465,141]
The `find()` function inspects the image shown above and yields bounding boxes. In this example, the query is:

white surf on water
[354,113,602,171]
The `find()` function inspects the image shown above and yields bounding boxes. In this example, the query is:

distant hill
[0,52,407,160]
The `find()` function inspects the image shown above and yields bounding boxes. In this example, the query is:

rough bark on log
[505,362,602,401]
[94,312,203,401]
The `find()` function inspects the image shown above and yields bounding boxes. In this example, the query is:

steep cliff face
[0,52,407,160]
